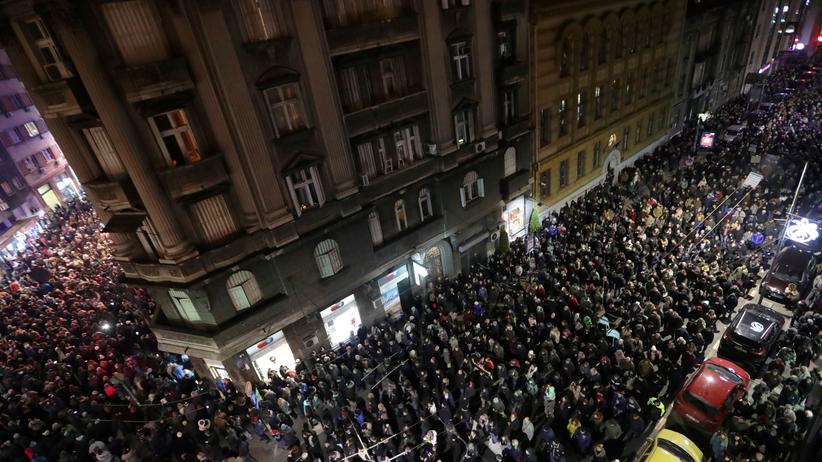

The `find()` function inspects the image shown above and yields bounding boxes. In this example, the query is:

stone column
[51,19,196,262]
[420,0,456,153]
[474,0,497,137]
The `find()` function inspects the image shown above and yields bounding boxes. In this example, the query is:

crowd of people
[0,61,820,462]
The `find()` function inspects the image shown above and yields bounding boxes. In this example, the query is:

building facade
[669,0,756,133]
[0,48,78,220]
[746,0,813,76]
[531,0,685,215]
[0,0,530,382]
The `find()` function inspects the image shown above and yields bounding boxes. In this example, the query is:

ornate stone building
[0,0,530,381]
[531,0,685,214]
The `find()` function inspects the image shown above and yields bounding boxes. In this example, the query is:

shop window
[539,170,551,199]
[286,166,325,215]
[148,109,201,167]
[395,199,408,231]
[418,188,433,221]
[264,82,307,138]
[315,239,343,278]
[460,171,484,207]
[226,270,262,311]
[235,0,288,43]
[169,289,201,323]
[368,209,383,245]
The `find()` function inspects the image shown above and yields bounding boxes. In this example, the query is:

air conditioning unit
[359,174,370,187]
[302,335,320,349]
[425,143,438,156]
[472,141,487,154]
[490,230,500,242]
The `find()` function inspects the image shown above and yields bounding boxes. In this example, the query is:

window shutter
[101,0,170,66]
[459,186,466,207]
[477,178,485,198]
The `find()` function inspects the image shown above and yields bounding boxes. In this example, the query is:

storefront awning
[101,212,146,233]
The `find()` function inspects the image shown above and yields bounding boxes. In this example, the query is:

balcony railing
[326,14,419,56]
[30,78,87,118]
[344,90,428,137]
[84,179,141,211]
[114,57,194,103]
[157,154,229,199]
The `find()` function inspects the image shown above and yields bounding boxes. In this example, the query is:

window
[454,108,475,146]
[418,188,433,221]
[393,124,422,165]
[539,170,551,198]
[42,146,57,161]
[82,126,125,178]
[379,56,408,100]
[286,166,325,214]
[594,86,603,119]
[614,27,622,58]
[395,199,408,231]
[610,79,619,111]
[169,289,201,323]
[622,126,629,151]
[559,38,571,77]
[235,0,288,43]
[451,41,472,81]
[624,74,633,106]
[503,147,517,177]
[0,128,21,146]
[635,121,642,144]
[357,141,379,179]
[441,0,471,8]
[539,106,551,147]
[576,91,586,128]
[101,0,170,66]
[23,121,39,137]
[11,177,24,190]
[598,29,608,64]
[22,17,71,81]
[459,171,484,206]
[497,29,513,60]
[647,115,654,137]
[559,159,569,188]
[558,98,568,136]
[19,158,34,174]
[577,151,586,178]
[339,65,373,111]
[0,182,12,195]
[190,194,238,244]
[226,270,262,311]
[503,87,517,125]
[368,210,383,245]
[593,141,602,168]
[264,83,307,137]
[658,110,666,132]
[580,34,589,71]
[148,109,201,167]
[315,239,343,278]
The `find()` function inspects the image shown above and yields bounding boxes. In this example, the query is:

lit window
[576,91,586,127]
[23,121,39,137]
[148,109,201,167]
[503,146,516,177]
[315,239,343,278]
[286,166,325,214]
[395,199,408,231]
[168,289,201,323]
[459,171,484,206]
[226,270,262,311]
[559,98,568,135]
[454,108,475,146]
[418,188,433,221]
[263,83,307,138]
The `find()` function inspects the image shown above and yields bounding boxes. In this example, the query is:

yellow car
[637,429,704,462]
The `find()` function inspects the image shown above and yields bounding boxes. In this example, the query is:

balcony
[85,179,141,211]
[501,61,527,83]
[30,78,87,118]
[344,90,428,137]
[359,158,437,202]
[501,118,529,140]
[500,169,530,201]
[114,58,194,103]
[327,14,419,56]
[157,154,230,199]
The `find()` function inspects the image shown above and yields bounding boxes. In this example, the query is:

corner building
[0,0,531,382]
[531,0,685,214]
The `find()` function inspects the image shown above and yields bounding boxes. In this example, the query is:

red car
[672,357,750,434]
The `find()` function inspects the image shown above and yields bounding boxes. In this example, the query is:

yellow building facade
[531,0,686,212]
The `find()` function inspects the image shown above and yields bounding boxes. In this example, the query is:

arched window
[226,270,262,310]
[598,29,608,65]
[459,171,484,206]
[579,33,589,71]
[418,189,433,221]
[395,200,408,231]
[315,239,343,278]
[368,209,383,245]
[503,146,517,177]
[559,38,572,77]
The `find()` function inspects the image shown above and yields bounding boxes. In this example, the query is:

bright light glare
[101,322,111,331]
[785,217,819,243]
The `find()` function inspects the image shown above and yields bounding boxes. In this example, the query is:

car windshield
[705,363,743,383]
[658,439,696,462]
[772,261,803,281]
[734,311,775,343]
[684,390,720,416]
